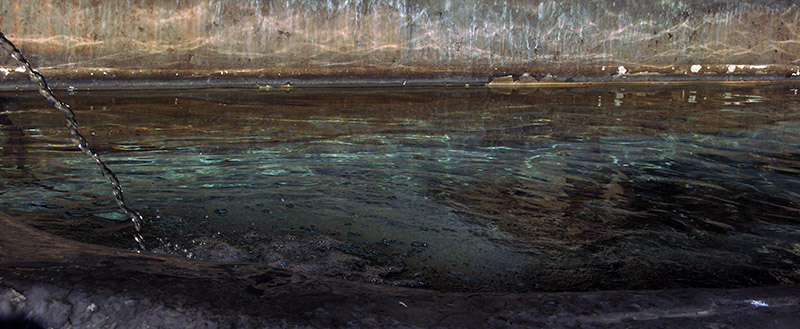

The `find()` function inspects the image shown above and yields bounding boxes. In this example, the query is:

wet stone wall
[0,0,799,86]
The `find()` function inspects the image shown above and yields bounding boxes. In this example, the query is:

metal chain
[0,32,145,250]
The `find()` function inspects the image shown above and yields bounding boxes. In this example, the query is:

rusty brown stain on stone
[0,0,799,82]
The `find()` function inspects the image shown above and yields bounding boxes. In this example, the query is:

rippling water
[1,85,799,292]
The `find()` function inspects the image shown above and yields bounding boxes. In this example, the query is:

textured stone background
[1,0,799,83]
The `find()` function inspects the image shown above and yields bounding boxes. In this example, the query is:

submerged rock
[1,212,800,328]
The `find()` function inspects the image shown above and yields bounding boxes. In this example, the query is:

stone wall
[1,0,799,86]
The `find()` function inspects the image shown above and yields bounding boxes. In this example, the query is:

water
[0,32,145,249]
[1,85,799,292]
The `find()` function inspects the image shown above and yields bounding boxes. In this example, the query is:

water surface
[1,85,799,292]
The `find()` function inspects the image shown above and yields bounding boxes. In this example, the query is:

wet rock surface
[2,212,800,328]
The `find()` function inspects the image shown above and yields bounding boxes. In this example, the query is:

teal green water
[1,85,799,292]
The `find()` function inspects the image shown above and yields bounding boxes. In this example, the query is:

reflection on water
[0,109,26,171]
[1,85,799,292]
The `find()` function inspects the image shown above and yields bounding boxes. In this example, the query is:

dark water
[1,85,799,292]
